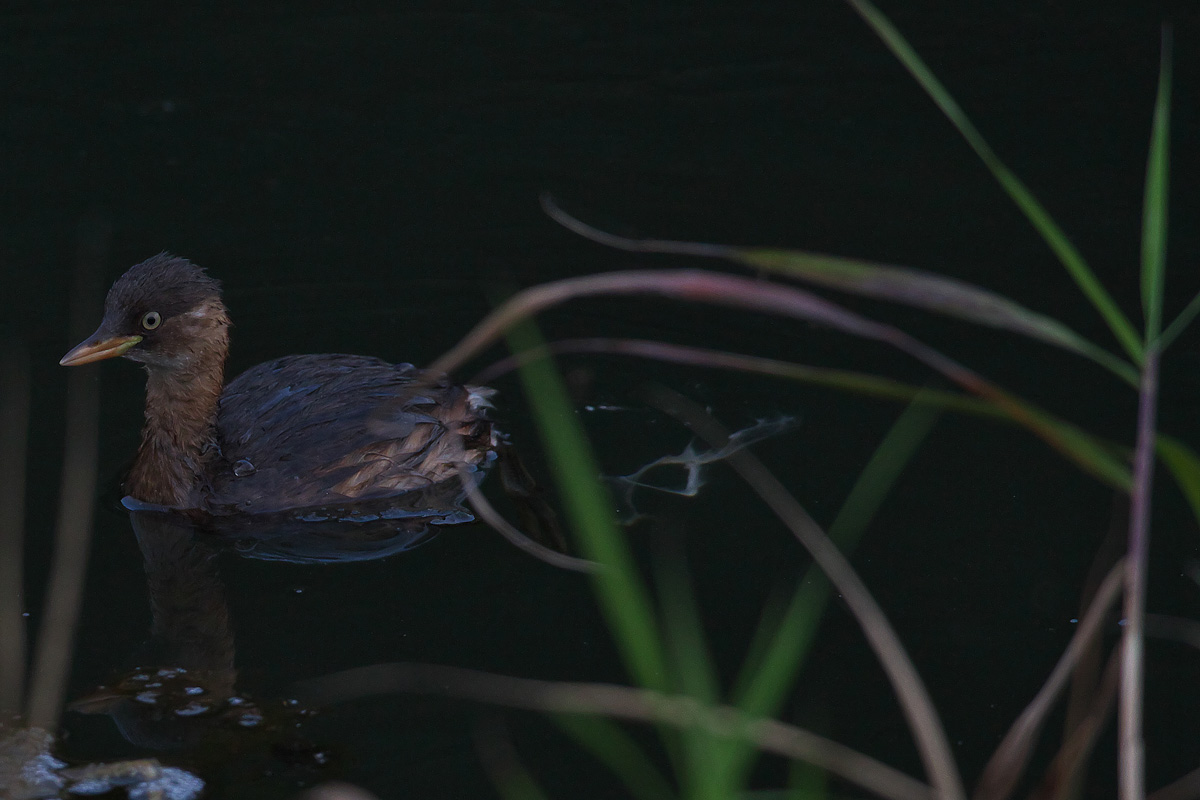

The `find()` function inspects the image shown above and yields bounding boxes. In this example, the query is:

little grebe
[60,254,497,515]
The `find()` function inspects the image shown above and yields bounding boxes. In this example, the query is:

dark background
[4,2,1200,797]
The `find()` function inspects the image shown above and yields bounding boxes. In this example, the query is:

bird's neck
[126,346,228,509]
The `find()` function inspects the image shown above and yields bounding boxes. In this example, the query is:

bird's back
[208,354,496,515]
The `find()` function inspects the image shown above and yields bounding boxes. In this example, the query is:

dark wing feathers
[209,354,494,514]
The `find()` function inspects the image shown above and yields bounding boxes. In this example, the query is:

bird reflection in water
[66,455,567,800]
[69,504,473,785]
[71,512,301,762]
[68,445,533,797]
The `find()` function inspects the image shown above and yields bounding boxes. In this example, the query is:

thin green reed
[506,311,941,797]
[1140,31,1171,345]
[552,715,676,800]
[503,319,667,692]
[844,0,1144,365]
[506,318,738,799]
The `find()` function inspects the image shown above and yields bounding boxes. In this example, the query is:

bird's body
[61,254,496,516]
[210,354,494,515]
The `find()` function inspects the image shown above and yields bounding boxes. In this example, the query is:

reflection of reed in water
[73,507,406,755]
[0,216,204,798]
[26,213,107,732]
[0,345,30,722]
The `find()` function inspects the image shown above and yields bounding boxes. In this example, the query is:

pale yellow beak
[59,332,143,366]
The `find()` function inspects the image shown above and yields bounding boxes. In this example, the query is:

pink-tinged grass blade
[1119,29,1172,800]
[974,562,1124,800]
[429,269,1131,490]
[541,195,1137,388]
[472,338,1003,419]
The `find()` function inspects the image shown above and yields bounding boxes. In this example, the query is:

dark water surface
[5,2,1200,798]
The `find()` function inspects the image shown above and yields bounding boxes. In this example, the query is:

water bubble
[233,459,257,477]
[174,701,209,717]
[237,711,264,727]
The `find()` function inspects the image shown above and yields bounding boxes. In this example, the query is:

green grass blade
[659,561,720,704]
[1156,434,1200,527]
[719,397,941,788]
[657,559,735,799]
[845,0,1143,364]
[484,742,553,800]
[719,580,827,794]
[1141,28,1172,341]
[491,768,551,800]
[788,758,829,800]
[735,248,1138,387]
[729,402,935,777]
[1159,288,1200,350]
[507,319,668,690]
[554,714,678,800]
[729,582,825,716]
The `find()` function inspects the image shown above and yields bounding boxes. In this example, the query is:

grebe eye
[141,311,162,330]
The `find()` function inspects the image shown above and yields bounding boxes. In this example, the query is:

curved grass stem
[296,663,936,800]
[1120,346,1159,800]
